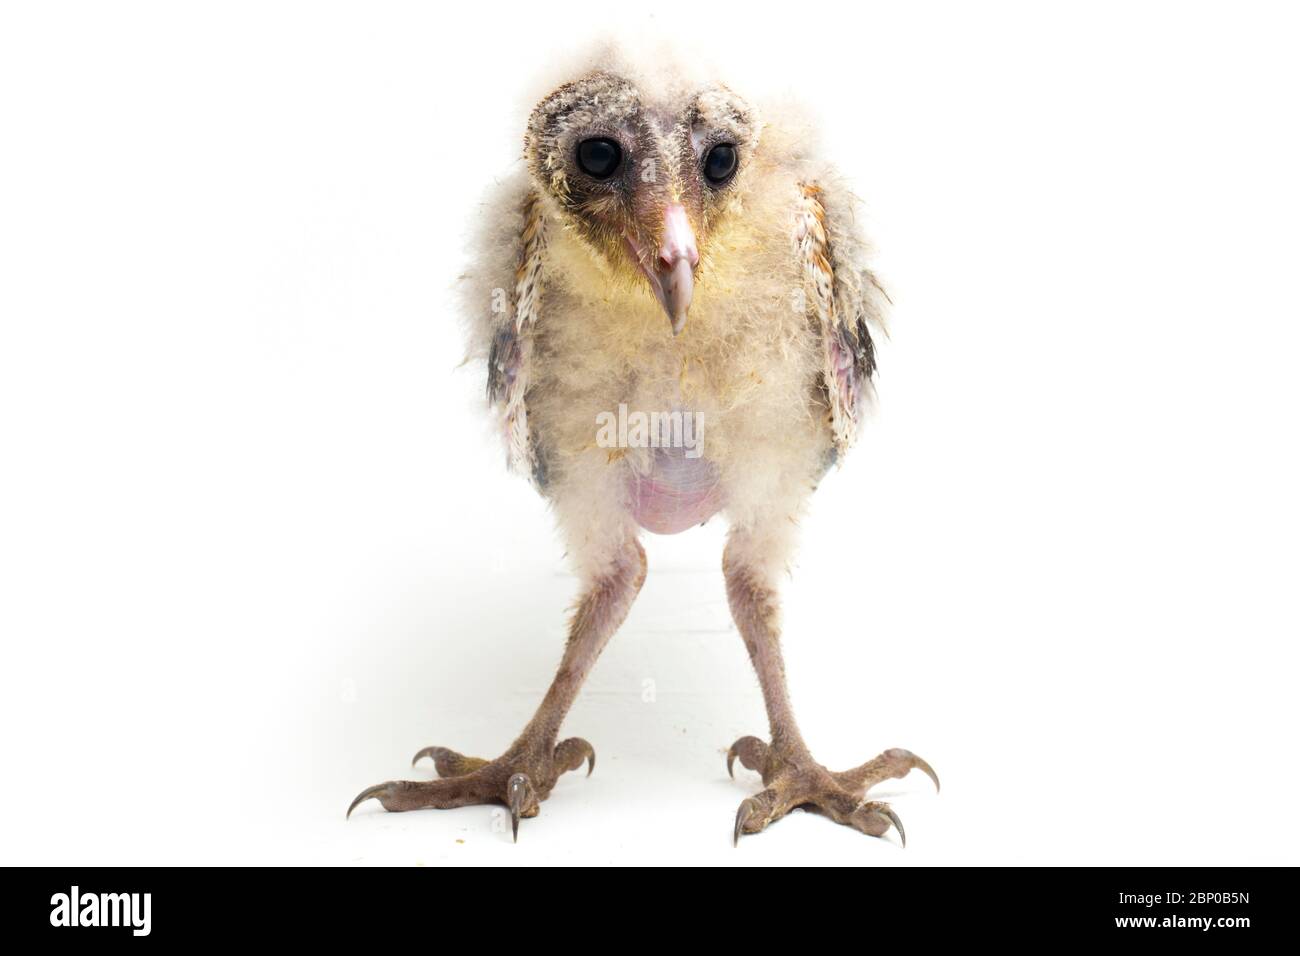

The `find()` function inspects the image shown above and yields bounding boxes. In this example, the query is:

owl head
[524,68,761,336]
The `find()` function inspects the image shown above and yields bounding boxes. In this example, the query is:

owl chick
[349,47,938,845]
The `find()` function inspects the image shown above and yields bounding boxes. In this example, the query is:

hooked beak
[625,204,699,336]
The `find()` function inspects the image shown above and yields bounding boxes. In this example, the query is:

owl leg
[722,529,938,846]
[347,535,646,841]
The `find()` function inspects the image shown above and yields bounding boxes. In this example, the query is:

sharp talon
[872,748,940,795]
[507,773,534,844]
[346,784,388,819]
[733,800,751,847]
[876,807,906,848]
[726,736,768,780]
[553,737,596,777]
[733,796,765,847]
[913,755,941,794]
[410,745,489,777]
[411,746,439,768]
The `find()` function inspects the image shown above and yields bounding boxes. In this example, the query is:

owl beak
[626,204,699,336]
[657,257,694,336]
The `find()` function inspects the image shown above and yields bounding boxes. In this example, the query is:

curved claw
[553,737,596,777]
[411,745,489,777]
[506,773,536,844]
[882,748,941,794]
[733,789,777,847]
[726,736,769,780]
[843,748,942,797]
[733,797,758,847]
[346,783,390,819]
[912,755,941,794]
[874,806,906,848]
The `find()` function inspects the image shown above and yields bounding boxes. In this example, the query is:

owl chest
[592,394,722,536]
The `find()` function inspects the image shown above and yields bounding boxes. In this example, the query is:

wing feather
[485,190,547,484]
[794,181,885,460]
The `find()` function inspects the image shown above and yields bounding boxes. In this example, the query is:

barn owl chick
[348,47,938,845]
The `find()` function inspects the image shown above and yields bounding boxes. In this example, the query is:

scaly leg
[722,532,938,846]
[348,537,646,841]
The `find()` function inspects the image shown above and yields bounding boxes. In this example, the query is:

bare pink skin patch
[629,447,723,535]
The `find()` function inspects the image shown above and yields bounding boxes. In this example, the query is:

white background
[2,1,1297,866]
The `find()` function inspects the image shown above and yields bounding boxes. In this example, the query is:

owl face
[525,71,760,335]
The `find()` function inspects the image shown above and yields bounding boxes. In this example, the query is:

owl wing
[473,181,547,486]
[794,181,887,460]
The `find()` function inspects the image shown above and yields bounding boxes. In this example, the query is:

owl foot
[347,737,595,842]
[727,736,938,847]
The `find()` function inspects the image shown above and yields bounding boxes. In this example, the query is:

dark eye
[576,137,622,179]
[703,143,738,185]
